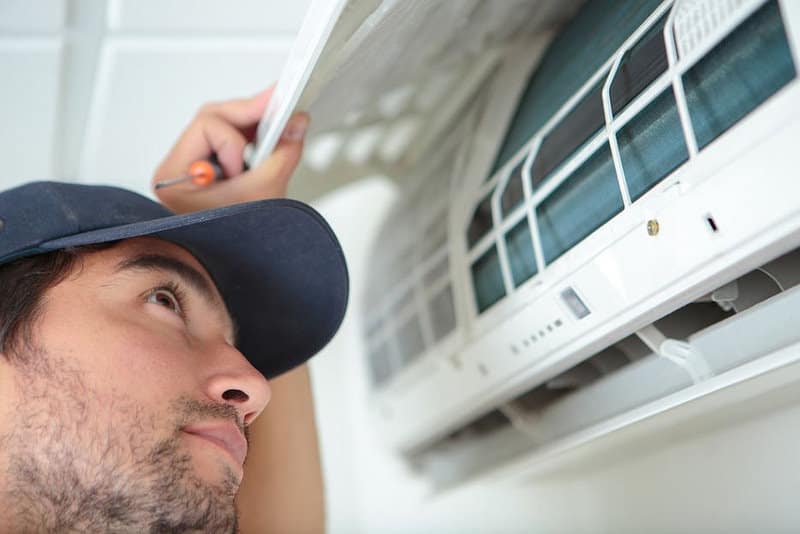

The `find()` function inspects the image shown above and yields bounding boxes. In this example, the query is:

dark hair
[0,242,118,360]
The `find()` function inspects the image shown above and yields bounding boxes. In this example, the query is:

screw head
[647,219,659,236]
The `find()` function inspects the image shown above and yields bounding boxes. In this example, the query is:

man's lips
[182,422,247,467]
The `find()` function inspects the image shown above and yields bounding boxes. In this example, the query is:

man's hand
[152,87,309,214]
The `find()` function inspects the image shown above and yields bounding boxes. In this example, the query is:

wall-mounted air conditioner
[261,0,800,489]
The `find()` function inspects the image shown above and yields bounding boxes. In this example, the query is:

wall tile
[0,40,62,186]
[108,0,310,33]
[0,0,66,32]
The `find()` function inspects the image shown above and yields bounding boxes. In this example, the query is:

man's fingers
[212,114,306,199]
[200,87,274,129]
[152,108,308,211]
[153,114,248,182]
[201,115,249,178]
[207,111,309,192]
[152,130,305,211]
[206,112,309,199]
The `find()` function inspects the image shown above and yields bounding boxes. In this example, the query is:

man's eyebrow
[114,253,238,344]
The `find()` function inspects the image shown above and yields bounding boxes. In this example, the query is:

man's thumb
[247,113,309,196]
[279,113,310,143]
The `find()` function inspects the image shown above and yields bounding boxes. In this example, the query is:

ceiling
[0,0,308,199]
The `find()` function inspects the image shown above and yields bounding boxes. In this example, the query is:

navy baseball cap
[0,181,348,378]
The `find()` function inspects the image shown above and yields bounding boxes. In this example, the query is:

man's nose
[201,344,272,425]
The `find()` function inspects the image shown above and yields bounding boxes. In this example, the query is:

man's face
[0,236,271,532]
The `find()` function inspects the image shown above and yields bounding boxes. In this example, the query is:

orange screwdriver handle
[189,159,222,186]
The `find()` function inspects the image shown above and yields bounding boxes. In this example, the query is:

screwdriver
[154,155,225,190]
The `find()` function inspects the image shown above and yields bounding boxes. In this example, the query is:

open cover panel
[266,0,583,201]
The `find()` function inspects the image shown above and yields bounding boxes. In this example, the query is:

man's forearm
[236,363,325,533]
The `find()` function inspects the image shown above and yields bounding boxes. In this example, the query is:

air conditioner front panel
[377,94,800,449]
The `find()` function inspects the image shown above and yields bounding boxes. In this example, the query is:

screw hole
[706,215,719,233]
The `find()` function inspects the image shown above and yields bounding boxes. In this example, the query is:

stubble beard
[0,348,242,533]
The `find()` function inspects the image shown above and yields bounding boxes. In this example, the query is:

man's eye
[147,288,183,316]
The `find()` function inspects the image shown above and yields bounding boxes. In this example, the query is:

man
[0,88,347,532]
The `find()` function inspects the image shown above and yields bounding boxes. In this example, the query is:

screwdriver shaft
[154,175,193,189]
[154,156,224,190]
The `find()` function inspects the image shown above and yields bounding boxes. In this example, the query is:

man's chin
[182,432,243,494]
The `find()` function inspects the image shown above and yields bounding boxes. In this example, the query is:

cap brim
[41,198,349,378]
